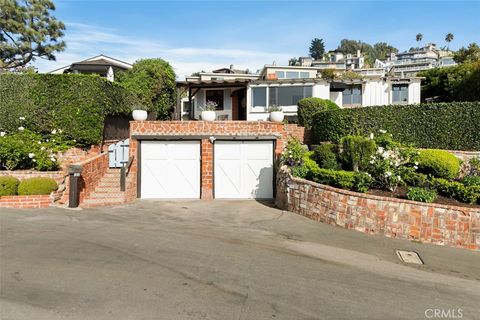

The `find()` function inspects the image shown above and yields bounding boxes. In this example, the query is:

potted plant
[268,105,284,122]
[201,101,217,121]
[132,105,148,121]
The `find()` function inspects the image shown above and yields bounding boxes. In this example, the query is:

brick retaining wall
[0,195,52,209]
[275,166,480,251]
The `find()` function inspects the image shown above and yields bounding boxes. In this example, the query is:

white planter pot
[132,110,148,121]
[269,111,284,123]
[201,110,216,121]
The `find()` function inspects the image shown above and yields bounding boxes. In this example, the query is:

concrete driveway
[1,200,479,320]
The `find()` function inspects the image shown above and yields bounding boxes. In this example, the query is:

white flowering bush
[0,129,73,171]
[367,132,416,192]
[281,138,308,167]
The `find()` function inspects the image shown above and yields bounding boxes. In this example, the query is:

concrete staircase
[81,168,126,207]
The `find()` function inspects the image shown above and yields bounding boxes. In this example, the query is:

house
[177,62,422,121]
[47,55,132,81]
[378,43,457,77]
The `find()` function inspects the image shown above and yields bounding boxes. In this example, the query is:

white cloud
[34,22,293,79]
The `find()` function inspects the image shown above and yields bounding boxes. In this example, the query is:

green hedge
[0,176,20,196]
[311,102,480,150]
[17,177,58,195]
[0,73,139,146]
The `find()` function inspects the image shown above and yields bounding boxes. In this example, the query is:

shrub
[310,167,372,193]
[312,144,341,170]
[406,187,437,203]
[116,59,176,120]
[311,102,480,150]
[417,149,460,180]
[281,138,308,166]
[291,157,320,180]
[0,130,69,171]
[339,135,376,172]
[0,176,20,196]
[462,176,480,187]
[297,97,339,129]
[433,178,479,204]
[17,177,57,195]
[0,73,139,146]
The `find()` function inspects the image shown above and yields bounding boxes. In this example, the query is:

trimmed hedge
[417,149,460,180]
[17,177,58,195]
[0,176,20,196]
[0,73,139,146]
[297,97,339,129]
[311,102,480,150]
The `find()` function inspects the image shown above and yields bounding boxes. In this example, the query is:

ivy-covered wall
[312,102,480,151]
[0,73,139,146]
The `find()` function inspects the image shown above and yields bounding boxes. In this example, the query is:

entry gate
[108,139,130,168]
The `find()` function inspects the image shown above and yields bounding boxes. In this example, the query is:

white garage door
[214,141,274,199]
[141,141,200,199]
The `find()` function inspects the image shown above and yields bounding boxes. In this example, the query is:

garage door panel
[215,141,273,199]
[141,141,200,199]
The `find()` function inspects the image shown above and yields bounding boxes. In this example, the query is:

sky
[34,0,480,79]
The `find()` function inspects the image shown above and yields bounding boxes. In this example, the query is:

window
[392,84,409,103]
[269,86,313,106]
[252,87,267,107]
[286,71,299,79]
[300,72,310,79]
[275,71,285,79]
[205,90,224,110]
[343,84,362,105]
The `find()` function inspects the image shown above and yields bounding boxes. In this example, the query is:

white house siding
[408,81,421,104]
[330,92,342,107]
[362,80,389,107]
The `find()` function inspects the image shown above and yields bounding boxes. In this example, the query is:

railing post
[120,166,126,192]
[68,165,83,208]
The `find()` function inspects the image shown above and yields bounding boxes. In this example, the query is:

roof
[177,79,252,88]
[48,54,132,74]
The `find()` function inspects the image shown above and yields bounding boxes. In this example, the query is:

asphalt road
[1,200,479,320]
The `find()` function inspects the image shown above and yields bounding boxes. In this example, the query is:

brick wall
[60,152,109,205]
[129,121,306,200]
[0,195,52,209]
[276,166,480,251]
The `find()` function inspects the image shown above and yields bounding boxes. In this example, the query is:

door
[108,139,129,168]
[141,141,200,198]
[214,141,274,199]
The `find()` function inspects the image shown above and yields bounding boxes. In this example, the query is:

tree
[419,61,480,102]
[309,38,325,60]
[288,57,299,66]
[416,33,423,43]
[371,42,398,61]
[445,33,454,51]
[337,39,372,54]
[453,43,480,63]
[117,59,177,120]
[0,0,66,70]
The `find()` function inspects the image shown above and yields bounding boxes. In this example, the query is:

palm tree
[445,33,454,51]
[416,33,423,43]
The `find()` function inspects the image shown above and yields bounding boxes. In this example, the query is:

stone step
[88,193,125,199]
[94,186,121,193]
[81,198,126,207]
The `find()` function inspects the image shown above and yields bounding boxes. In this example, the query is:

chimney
[229,64,234,70]
[357,49,361,57]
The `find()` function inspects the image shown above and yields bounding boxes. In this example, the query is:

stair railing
[120,156,134,192]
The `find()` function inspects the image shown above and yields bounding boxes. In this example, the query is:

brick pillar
[201,139,213,199]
